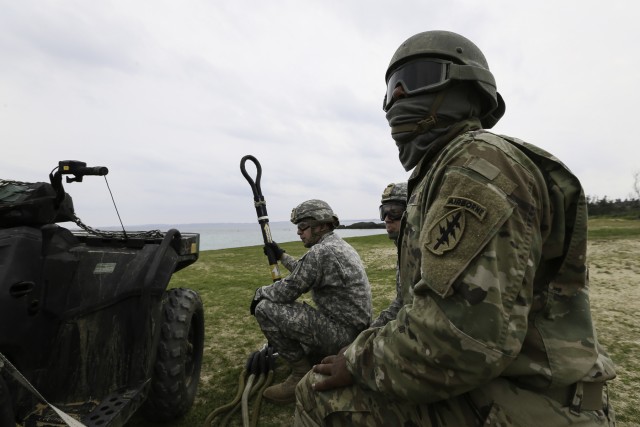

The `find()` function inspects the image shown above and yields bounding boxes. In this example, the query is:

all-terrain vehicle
[0,161,205,426]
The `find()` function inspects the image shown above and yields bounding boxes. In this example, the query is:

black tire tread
[140,287,204,422]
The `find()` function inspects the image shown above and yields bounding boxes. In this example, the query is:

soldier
[294,31,616,426]
[370,182,407,328]
[250,199,372,404]
[379,182,407,242]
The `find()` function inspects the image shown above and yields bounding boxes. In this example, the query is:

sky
[2,0,638,227]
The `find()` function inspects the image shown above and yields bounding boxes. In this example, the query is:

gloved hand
[250,288,263,316]
[263,241,285,261]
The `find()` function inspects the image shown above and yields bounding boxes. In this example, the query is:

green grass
[588,217,640,240]
[126,219,639,426]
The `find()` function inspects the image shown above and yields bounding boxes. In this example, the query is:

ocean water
[121,220,387,251]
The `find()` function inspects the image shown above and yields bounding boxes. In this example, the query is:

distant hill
[337,221,384,229]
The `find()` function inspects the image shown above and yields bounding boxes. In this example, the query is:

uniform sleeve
[280,252,298,272]
[257,250,320,303]
[345,147,542,403]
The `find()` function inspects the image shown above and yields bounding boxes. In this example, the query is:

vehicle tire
[140,287,205,421]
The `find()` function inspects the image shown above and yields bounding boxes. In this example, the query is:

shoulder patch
[425,197,487,255]
[418,167,515,297]
[445,197,487,220]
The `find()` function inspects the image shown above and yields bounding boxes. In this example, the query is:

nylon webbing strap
[390,90,451,135]
[0,353,87,427]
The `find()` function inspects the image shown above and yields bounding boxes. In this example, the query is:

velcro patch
[425,197,487,255]
[418,167,515,297]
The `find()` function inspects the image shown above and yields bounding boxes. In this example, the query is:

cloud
[1,0,638,227]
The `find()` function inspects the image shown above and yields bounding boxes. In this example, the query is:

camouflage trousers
[254,300,359,363]
[294,373,615,426]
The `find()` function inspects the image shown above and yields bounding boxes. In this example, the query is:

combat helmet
[384,30,505,129]
[379,182,407,224]
[290,199,340,227]
[380,182,408,205]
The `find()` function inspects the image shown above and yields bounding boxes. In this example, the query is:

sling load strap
[203,344,277,427]
[249,346,275,427]
[0,352,87,427]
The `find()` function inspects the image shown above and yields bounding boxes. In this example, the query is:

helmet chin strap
[305,226,330,248]
[390,90,454,136]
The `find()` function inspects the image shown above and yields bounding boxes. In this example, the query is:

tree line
[586,171,640,218]
[587,195,640,218]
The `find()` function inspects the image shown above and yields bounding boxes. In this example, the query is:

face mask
[385,85,483,171]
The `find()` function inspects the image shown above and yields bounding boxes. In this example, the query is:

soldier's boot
[263,357,311,404]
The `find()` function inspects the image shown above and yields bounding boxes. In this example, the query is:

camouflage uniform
[254,231,372,363]
[371,182,407,328]
[294,126,616,426]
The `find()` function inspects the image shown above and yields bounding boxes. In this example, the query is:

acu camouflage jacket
[256,231,372,332]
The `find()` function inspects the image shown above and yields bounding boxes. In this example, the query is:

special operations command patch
[425,197,487,255]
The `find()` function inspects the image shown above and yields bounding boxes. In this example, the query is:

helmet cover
[290,199,340,227]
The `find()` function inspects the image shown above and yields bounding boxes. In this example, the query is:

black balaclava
[385,83,484,171]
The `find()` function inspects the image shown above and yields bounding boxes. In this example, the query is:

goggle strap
[449,64,496,87]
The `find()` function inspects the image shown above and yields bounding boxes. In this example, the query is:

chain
[72,214,164,239]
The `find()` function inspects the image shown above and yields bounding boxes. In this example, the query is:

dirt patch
[587,239,640,425]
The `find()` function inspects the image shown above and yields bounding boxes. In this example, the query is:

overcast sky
[2,0,638,227]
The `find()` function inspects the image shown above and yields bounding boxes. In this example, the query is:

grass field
[127,218,640,426]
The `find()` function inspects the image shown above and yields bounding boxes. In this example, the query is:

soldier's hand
[263,241,285,261]
[311,351,353,392]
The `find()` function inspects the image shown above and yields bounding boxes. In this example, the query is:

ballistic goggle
[296,220,320,232]
[379,203,405,221]
[383,58,497,111]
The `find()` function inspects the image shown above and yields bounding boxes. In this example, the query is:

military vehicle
[0,161,204,426]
